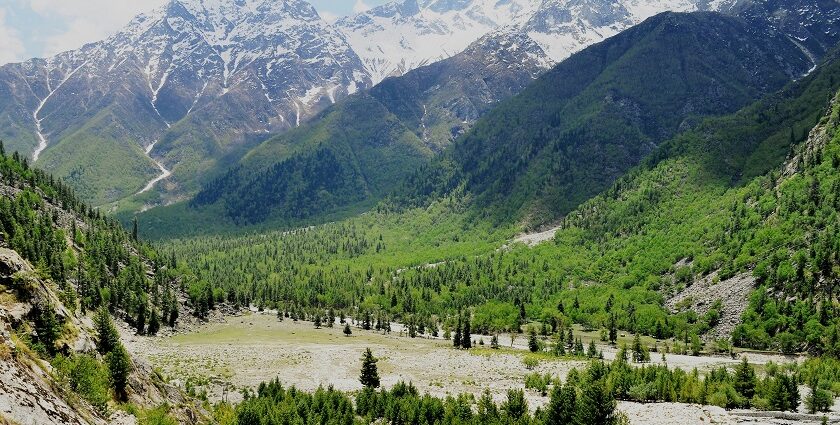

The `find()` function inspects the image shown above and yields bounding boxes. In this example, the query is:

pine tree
[733,357,756,401]
[363,311,371,330]
[359,348,380,389]
[454,316,462,349]
[314,315,322,328]
[576,362,615,425]
[95,306,119,355]
[553,333,566,356]
[32,301,61,354]
[147,309,161,336]
[131,217,138,241]
[528,327,539,352]
[461,315,472,349]
[107,343,132,401]
[135,302,146,335]
[343,323,352,336]
[806,378,832,413]
[587,339,598,358]
[547,382,576,425]
[168,304,179,328]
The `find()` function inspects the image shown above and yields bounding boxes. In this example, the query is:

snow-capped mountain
[338,0,723,85]
[0,0,836,211]
[335,0,540,84]
[0,0,370,205]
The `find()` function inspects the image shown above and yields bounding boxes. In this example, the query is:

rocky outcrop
[0,246,204,424]
[666,271,755,341]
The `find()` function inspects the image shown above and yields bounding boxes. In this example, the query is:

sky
[0,0,390,65]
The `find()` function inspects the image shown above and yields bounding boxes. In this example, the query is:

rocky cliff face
[0,247,202,425]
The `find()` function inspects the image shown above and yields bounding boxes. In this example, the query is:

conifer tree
[528,327,539,352]
[547,382,576,425]
[147,308,160,336]
[587,339,598,358]
[135,302,146,335]
[343,323,352,336]
[359,348,380,389]
[553,333,566,356]
[461,315,472,349]
[32,301,61,354]
[733,357,756,401]
[95,306,119,355]
[108,343,132,401]
[454,316,462,349]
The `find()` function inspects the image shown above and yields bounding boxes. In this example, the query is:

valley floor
[126,312,840,424]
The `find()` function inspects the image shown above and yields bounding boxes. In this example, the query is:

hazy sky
[0,0,390,65]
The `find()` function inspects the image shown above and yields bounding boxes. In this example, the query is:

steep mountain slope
[396,11,815,227]
[184,30,551,225]
[532,48,840,352]
[336,0,726,84]
[0,0,755,213]
[0,149,202,423]
[0,0,370,206]
[335,0,538,83]
[157,50,840,355]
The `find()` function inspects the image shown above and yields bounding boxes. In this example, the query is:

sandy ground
[126,312,839,424]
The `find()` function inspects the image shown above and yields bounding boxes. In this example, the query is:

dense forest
[391,12,811,227]
[0,142,182,335]
[160,46,840,356]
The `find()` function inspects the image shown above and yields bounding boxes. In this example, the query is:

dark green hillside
[191,95,431,224]
[161,46,840,355]
[183,32,547,227]
[397,11,812,227]
[0,144,181,331]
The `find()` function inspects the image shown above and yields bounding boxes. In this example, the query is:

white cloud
[352,0,370,14]
[26,0,166,56]
[0,8,26,64]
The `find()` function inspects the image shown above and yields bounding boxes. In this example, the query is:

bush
[52,354,110,412]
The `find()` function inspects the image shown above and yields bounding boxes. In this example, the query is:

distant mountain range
[0,0,739,210]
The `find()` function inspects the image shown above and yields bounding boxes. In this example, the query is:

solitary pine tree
[359,348,380,389]
[528,327,539,352]
[461,316,472,349]
[344,323,352,336]
[314,315,322,328]
[95,306,119,355]
[135,302,146,335]
[147,309,160,336]
[108,343,132,401]
[454,316,462,349]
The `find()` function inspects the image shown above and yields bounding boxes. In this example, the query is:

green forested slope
[396,11,812,227]
[190,95,432,224]
[0,144,181,331]
[161,46,840,355]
